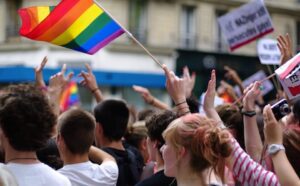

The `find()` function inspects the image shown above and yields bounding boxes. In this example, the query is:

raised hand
[79,63,98,92]
[224,66,244,93]
[49,64,74,91]
[203,70,216,112]
[220,80,238,101]
[48,64,73,115]
[182,66,196,98]
[263,105,283,145]
[203,70,224,127]
[79,63,103,102]
[277,33,293,66]
[224,66,241,83]
[132,85,154,104]
[163,64,186,104]
[243,81,262,110]
[35,56,48,88]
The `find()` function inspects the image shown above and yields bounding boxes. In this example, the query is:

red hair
[163,113,232,182]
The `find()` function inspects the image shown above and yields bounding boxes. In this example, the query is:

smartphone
[271,99,291,120]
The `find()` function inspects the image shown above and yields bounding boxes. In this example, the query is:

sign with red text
[275,53,300,100]
[218,0,274,51]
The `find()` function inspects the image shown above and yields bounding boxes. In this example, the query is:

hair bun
[203,127,232,160]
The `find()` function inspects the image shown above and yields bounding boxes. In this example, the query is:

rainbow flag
[18,0,124,54]
[60,81,80,112]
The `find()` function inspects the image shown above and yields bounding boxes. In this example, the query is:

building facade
[0,0,300,109]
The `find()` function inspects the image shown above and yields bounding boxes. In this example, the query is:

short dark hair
[186,96,200,113]
[216,104,245,149]
[58,108,95,154]
[94,99,129,141]
[137,109,156,121]
[145,110,177,150]
[0,84,56,151]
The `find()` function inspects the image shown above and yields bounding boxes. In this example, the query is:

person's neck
[101,138,125,151]
[176,167,220,186]
[5,147,38,164]
[155,151,164,172]
[176,166,205,186]
[63,153,89,165]
[177,173,204,186]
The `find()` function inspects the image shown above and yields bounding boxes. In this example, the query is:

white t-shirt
[0,163,18,186]
[5,162,71,186]
[58,161,118,186]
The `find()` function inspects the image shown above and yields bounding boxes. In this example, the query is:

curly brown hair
[0,84,56,151]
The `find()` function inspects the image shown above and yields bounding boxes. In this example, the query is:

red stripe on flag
[24,0,81,39]
[18,9,32,35]
[36,0,93,42]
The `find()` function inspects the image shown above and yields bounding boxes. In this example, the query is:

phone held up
[271,99,291,120]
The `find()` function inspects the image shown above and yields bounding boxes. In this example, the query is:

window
[129,0,148,43]
[216,9,228,52]
[180,5,197,49]
[5,0,21,40]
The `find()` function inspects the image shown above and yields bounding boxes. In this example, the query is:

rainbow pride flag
[18,0,124,54]
[60,81,80,112]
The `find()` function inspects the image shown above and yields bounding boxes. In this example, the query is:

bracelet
[91,87,99,94]
[178,111,191,117]
[177,106,189,111]
[241,109,256,117]
[175,100,186,106]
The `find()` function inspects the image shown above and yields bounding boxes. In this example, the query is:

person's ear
[178,146,186,159]
[97,123,104,135]
[56,134,65,147]
[140,138,147,151]
[56,134,61,144]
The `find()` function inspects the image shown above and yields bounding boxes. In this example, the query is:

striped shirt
[230,139,280,186]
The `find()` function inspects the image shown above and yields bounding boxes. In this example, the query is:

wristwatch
[241,110,256,117]
[267,144,285,155]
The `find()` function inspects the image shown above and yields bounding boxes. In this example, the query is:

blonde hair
[125,121,148,149]
[162,113,231,182]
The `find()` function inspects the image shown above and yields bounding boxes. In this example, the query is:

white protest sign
[199,93,224,114]
[234,70,274,96]
[257,39,281,65]
[218,0,273,51]
[275,53,300,100]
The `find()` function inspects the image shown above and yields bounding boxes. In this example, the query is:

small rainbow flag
[60,81,80,112]
[18,0,124,54]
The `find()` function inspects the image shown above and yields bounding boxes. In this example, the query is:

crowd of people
[0,33,299,186]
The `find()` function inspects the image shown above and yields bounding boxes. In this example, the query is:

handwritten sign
[257,39,281,65]
[275,53,300,100]
[234,70,274,96]
[218,0,273,51]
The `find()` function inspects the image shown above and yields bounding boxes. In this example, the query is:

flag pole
[93,1,164,69]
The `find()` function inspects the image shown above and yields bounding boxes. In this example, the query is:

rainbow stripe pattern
[60,81,80,112]
[18,0,124,54]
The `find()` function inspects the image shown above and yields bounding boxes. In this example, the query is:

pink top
[230,139,280,186]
